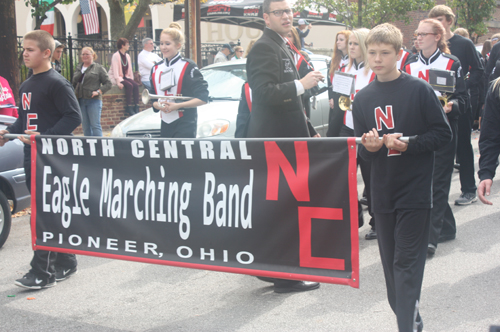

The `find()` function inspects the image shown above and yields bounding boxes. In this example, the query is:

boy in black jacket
[352,23,452,332]
[0,30,81,289]
[478,78,500,205]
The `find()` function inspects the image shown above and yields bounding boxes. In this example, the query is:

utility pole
[184,0,202,67]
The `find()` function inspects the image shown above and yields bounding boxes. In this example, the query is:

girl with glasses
[404,18,467,256]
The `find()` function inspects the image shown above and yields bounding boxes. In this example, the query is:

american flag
[80,0,100,35]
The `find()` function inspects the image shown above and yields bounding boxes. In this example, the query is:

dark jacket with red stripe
[404,49,467,121]
[295,53,318,119]
[235,82,317,138]
[246,28,310,138]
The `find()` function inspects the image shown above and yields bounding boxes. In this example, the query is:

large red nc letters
[264,141,345,271]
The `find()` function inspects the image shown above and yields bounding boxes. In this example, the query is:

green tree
[108,0,170,41]
[24,0,173,40]
[294,0,435,28]
[447,0,496,43]
[24,0,75,30]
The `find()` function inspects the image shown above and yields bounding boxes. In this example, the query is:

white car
[111,55,331,139]
[0,115,31,248]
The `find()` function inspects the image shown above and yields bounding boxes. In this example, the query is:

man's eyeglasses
[238,50,244,53]
[415,32,437,38]
[267,9,293,17]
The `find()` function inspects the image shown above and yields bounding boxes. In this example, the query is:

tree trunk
[108,0,126,40]
[34,1,44,30]
[0,0,20,104]
[122,0,151,41]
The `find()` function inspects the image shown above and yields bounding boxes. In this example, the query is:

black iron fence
[17,34,239,84]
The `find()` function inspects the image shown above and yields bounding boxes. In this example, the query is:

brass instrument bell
[438,95,448,108]
[338,95,352,111]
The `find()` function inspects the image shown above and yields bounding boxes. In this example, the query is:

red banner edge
[30,135,38,251]
[32,245,354,286]
[347,137,360,289]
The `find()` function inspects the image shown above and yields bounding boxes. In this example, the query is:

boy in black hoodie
[353,23,451,332]
[0,30,81,289]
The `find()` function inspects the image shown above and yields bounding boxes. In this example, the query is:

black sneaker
[55,266,77,282]
[455,192,477,205]
[15,272,56,290]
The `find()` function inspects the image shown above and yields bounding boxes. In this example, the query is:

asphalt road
[1,132,499,332]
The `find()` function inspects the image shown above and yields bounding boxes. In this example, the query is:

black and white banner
[30,136,359,288]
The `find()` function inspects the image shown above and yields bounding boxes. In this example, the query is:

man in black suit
[246,0,323,138]
[246,0,324,293]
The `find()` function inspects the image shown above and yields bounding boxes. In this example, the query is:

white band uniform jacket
[405,49,467,120]
[340,61,375,130]
[149,53,209,124]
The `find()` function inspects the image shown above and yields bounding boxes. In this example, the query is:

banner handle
[1,134,418,144]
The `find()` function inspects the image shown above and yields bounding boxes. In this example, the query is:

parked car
[0,115,31,248]
[111,55,331,139]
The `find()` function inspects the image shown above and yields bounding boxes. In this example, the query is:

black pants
[122,77,139,106]
[24,156,77,279]
[429,118,458,246]
[456,110,476,194]
[160,115,197,138]
[29,250,78,278]
[375,209,430,332]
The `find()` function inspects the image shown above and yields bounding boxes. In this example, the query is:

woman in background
[244,39,256,58]
[72,47,112,137]
[232,46,245,60]
[109,38,140,115]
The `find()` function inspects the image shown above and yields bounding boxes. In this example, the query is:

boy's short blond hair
[454,27,469,39]
[24,30,55,58]
[428,5,455,25]
[365,23,402,54]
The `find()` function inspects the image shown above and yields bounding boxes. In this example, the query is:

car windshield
[201,65,247,99]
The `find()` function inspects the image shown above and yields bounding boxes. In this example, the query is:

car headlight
[197,120,230,137]
[110,124,124,137]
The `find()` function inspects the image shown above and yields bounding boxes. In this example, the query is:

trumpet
[338,95,352,111]
[141,89,194,105]
[438,95,448,108]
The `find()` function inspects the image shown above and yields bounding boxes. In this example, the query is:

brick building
[392,0,500,48]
